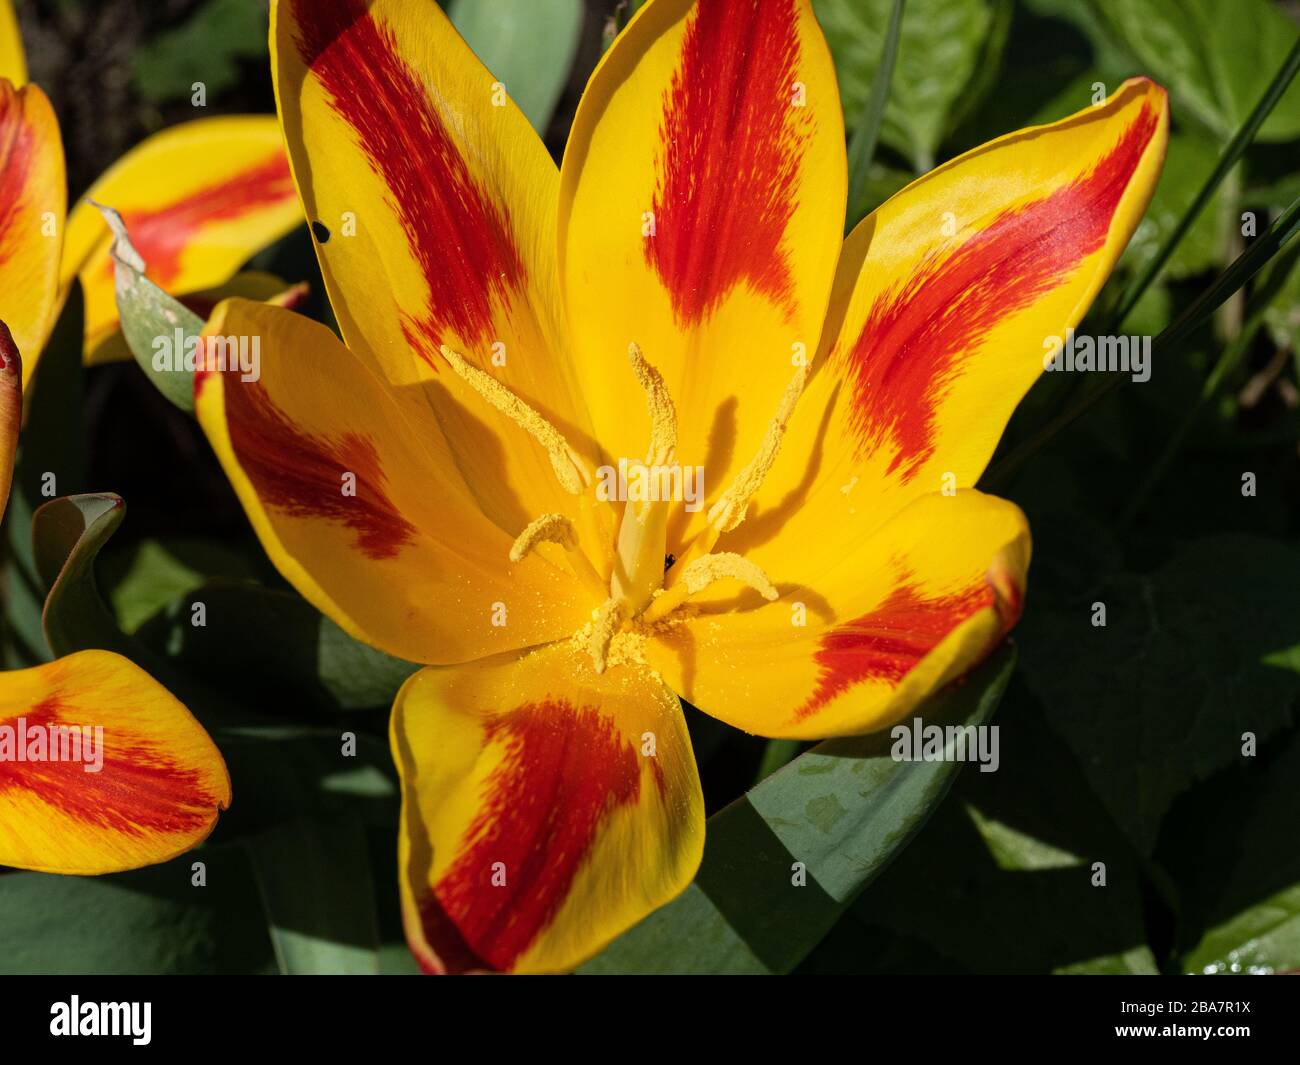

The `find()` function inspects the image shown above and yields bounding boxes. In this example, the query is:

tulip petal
[647,491,1029,739]
[559,0,846,548]
[0,0,23,86]
[391,641,704,973]
[62,116,302,361]
[272,0,606,556]
[714,78,1166,598]
[194,297,593,665]
[0,319,18,513]
[0,650,230,874]
[0,79,64,385]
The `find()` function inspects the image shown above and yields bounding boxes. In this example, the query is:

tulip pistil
[457,340,794,674]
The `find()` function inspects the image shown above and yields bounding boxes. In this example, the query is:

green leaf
[1263,242,1300,353]
[844,0,905,225]
[100,537,260,634]
[32,490,415,714]
[1018,534,1300,855]
[245,816,381,975]
[211,725,398,841]
[132,0,268,105]
[97,203,203,413]
[448,0,582,134]
[137,579,420,713]
[815,0,1011,172]
[1089,0,1300,143]
[809,681,1158,974]
[1169,732,1300,975]
[3,287,85,666]
[0,843,275,975]
[1119,132,1227,281]
[32,493,136,661]
[581,643,1016,974]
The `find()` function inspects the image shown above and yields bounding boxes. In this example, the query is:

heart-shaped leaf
[815,0,1011,172]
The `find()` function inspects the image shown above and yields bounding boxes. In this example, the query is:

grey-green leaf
[3,286,85,666]
[448,0,582,134]
[0,844,275,975]
[96,202,202,413]
[813,685,1159,974]
[581,642,1015,974]
[138,579,420,713]
[33,493,135,660]
[245,816,381,975]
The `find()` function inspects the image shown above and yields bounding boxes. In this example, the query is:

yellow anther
[440,345,589,494]
[627,342,677,466]
[587,597,625,674]
[707,361,807,533]
[509,513,606,599]
[643,552,778,622]
[682,552,779,599]
[509,513,577,561]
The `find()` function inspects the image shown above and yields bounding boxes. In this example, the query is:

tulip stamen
[662,362,808,585]
[608,344,680,616]
[642,552,778,622]
[627,342,677,467]
[509,512,607,598]
[707,361,807,534]
[440,345,590,495]
[587,596,625,674]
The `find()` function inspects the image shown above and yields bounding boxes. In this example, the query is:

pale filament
[641,552,778,623]
[440,346,606,594]
[450,341,798,672]
[440,345,590,494]
[509,513,606,599]
[668,360,808,579]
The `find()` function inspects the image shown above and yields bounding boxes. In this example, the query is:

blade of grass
[985,194,1300,488]
[845,0,906,225]
[1107,37,1300,332]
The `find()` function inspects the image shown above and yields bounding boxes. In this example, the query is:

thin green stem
[845,0,905,224]
[1107,36,1300,332]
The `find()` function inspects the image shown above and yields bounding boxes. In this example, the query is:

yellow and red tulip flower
[0,15,231,874]
[0,0,21,88]
[0,326,230,875]
[191,0,1167,973]
[0,0,302,382]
